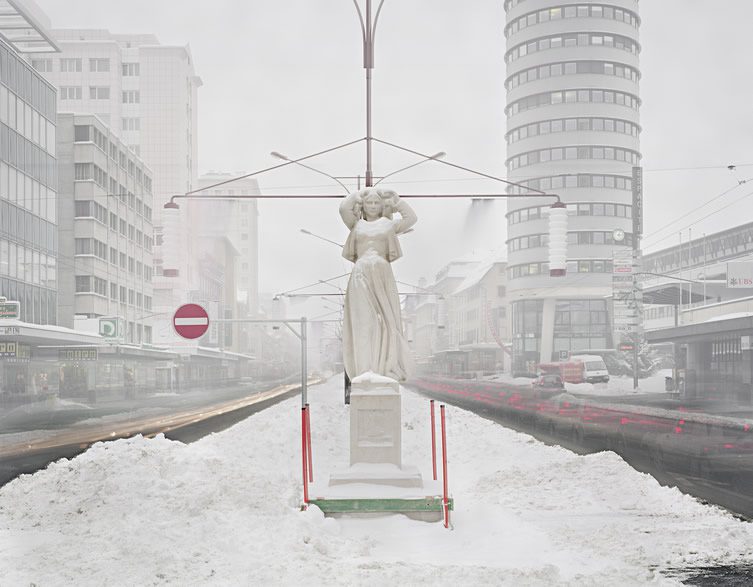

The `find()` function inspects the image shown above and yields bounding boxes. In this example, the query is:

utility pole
[632,166,643,390]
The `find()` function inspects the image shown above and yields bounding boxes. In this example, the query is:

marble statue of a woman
[339,187,417,382]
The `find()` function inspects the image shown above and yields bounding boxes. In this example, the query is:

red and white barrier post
[430,399,437,481]
[305,403,313,482]
[440,404,450,528]
[301,407,309,506]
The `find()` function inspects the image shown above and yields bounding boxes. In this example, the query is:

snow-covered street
[2,374,753,585]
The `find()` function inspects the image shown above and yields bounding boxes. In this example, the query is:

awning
[646,315,753,344]
[0,0,59,53]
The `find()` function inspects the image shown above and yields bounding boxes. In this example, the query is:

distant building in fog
[504,0,641,372]
[411,254,510,376]
[192,173,260,355]
[32,29,201,342]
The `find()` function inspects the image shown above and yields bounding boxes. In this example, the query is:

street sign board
[0,299,20,319]
[614,324,638,333]
[173,303,210,339]
[632,166,643,239]
[99,317,123,338]
[727,262,753,288]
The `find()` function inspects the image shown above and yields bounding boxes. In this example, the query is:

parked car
[532,373,565,395]
[570,355,610,383]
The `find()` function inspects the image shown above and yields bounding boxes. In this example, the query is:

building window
[73,125,90,142]
[122,91,140,104]
[506,89,639,118]
[60,58,82,72]
[122,117,140,131]
[74,276,90,293]
[89,58,110,72]
[31,59,53,72]
[89,86,110,100]
[74,163,92,180]
[121,63,140,76]
[507,146,640,171]
[60,86,82,100]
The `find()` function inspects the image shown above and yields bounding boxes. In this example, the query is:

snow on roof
[453,253,507,295]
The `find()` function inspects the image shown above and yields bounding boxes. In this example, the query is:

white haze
[34,0,753,296]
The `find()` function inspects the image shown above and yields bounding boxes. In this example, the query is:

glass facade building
[0,38,58,324]
[504,0,641,372]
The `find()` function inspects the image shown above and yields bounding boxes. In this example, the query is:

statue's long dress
[342,217,413,381]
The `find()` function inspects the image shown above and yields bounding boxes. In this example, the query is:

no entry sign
[173,303,209,339]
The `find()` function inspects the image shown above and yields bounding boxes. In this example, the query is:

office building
[0,6,59,324]
[56,113,154,343]
[504,0,641,372]
[32,29,201,342]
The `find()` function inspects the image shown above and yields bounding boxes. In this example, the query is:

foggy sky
[35,0,753,301]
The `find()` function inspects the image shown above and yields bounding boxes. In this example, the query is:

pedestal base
[349,378,401,467]
[329,463,423,488]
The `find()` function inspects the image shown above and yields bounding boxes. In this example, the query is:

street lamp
[373,152,446,186]
[271,151,350,194]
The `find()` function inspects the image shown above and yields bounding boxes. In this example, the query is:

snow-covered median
[1,374,752,585]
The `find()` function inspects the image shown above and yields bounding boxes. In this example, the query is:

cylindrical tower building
[504,0,641,373]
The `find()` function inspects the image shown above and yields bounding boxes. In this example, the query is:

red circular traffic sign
[173,303,209,339]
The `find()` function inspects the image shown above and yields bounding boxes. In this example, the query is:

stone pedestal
[349,378,401,466]
[328,374,422,489]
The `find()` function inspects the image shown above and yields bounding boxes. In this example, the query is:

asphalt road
[0,378,306,486]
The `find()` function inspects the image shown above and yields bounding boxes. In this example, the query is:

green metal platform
[307,496,453,521]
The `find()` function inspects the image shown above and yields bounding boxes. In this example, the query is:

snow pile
[2,375,753,585]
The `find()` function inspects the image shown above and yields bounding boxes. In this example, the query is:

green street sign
[99,317,122,338]
[0,298,20,319]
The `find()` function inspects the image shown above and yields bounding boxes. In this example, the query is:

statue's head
[359,188,394,221]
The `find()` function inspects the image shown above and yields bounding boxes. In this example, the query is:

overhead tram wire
[642,185,753,251]
[641,177,753,248]
[183,137,367,195]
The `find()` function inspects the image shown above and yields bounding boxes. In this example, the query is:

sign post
[173,304,210,339]
[631,166,644,389]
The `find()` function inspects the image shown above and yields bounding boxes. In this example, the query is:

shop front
[646,315,753,404]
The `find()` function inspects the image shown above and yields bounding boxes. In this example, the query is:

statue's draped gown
[340,200,416,381]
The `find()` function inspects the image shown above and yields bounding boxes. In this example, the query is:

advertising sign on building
[59,348,99,361]
[727,262,753,288]
[99,317,124,338]
[0,297,20,319]
[0,341,30,359]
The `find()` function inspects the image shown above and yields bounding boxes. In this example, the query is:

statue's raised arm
[339,191,362,230]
